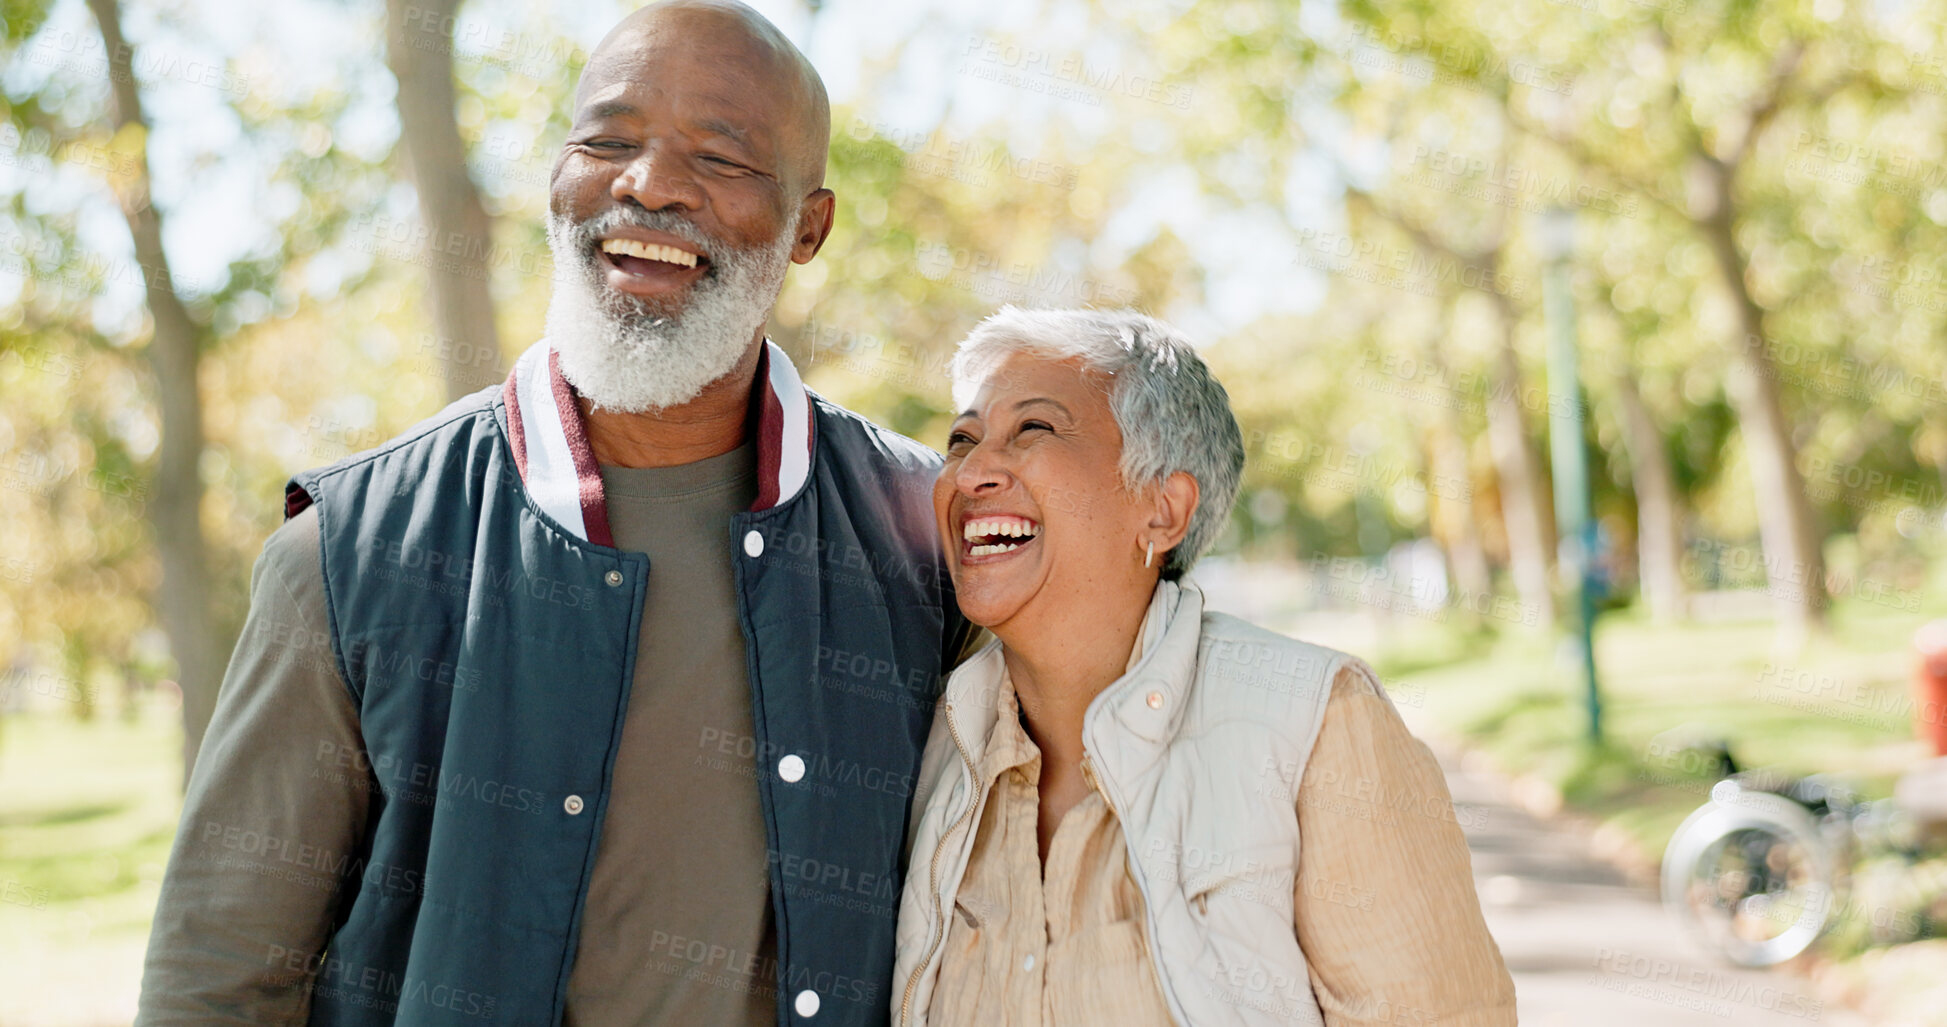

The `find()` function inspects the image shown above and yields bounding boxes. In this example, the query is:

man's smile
[597,229,711,298]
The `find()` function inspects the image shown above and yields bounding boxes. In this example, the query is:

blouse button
[1022,954,1036,972]
[1146,690,1165,709]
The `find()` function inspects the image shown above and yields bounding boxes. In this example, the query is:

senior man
[137,2,972,1025]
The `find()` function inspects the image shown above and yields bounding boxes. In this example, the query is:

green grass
[0,706,183,1026]
[1372,591,1946,865]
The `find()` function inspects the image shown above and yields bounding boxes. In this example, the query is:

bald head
[579,0,830,192]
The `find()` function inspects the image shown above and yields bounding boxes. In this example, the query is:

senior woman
[893,308,1515,1026]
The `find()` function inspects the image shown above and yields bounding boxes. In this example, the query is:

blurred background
[4,0,1947,1022]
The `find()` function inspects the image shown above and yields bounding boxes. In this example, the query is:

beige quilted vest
[893,579,1358,1027]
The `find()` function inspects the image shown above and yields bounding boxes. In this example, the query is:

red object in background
[1915,621,1947,757]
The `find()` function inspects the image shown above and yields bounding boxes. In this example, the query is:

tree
[1611,368,1688,622]
[1348,187,1558,627]
[385,0,505,400]
[1419,294,1494,610]
[81,0,225,775]
[1317,3,1940,643]
[1498,24,1883,642]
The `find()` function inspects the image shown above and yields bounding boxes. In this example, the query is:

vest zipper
[899,701,984,1026]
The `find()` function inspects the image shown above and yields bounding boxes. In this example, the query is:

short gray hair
[948,306,1245,580]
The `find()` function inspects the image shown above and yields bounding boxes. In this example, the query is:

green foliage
[0,0,51,45]
[0,0,1942,735]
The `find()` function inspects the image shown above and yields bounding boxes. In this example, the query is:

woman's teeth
[963,517,1040,556]
[600,238,700,268]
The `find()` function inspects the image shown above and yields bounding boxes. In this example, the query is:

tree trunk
[1418,321,1493,612]
[1699,161,1826,642]
[84,0,226,780]
[386,0,505,400]
[1483,285,1556,629]
[1613,372,1687,623]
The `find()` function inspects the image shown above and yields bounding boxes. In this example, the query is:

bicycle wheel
[1660,781,1838,967]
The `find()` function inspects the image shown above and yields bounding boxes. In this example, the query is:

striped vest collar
[501,337,815,547]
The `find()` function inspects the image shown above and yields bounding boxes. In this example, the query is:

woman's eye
[947,431,977,449]
[1019,420,1052,434]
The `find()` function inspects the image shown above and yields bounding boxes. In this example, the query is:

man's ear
[1149,471,1200,556]
[792,188,836,264]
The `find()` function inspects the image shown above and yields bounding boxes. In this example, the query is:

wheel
[1660,781,1838,967]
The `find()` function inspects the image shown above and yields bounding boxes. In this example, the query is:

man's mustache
[561,206,717,262]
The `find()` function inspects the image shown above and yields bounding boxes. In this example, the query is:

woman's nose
[954,442,1009,495]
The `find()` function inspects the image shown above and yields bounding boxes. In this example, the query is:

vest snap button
[1146,690,1165,709]
[743,529,765,558]
[604,569,623,587]
[778,754,806,783]
[563,794,584,815]
[794,989,820,1017]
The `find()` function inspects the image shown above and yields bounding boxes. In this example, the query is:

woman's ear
[1148,471,1200,555]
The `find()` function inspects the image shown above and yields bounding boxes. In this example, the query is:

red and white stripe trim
[501,338,814,545]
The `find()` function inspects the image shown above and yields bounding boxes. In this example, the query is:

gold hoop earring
[1145,540,1155,568]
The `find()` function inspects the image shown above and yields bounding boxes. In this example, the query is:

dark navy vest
[286,373,964,1026]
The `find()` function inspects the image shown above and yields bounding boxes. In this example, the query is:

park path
[1425,736,1860,1026]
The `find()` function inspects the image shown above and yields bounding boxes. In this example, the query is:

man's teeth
[962,518,1040,556]
[600,238,700,268]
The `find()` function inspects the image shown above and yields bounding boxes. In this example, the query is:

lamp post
[1539,206,1603,744]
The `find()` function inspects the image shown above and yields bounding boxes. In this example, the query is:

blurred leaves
[3,0,1946,712]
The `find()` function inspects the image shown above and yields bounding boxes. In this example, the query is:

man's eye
[701,155,747,170]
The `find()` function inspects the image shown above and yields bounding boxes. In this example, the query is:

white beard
[544,208,796,413]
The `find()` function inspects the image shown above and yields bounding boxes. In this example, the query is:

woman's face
[934,352,1160,631]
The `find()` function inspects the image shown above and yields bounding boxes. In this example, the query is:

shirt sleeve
[1293,659,1517,1027]
[136,508,374,1025]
